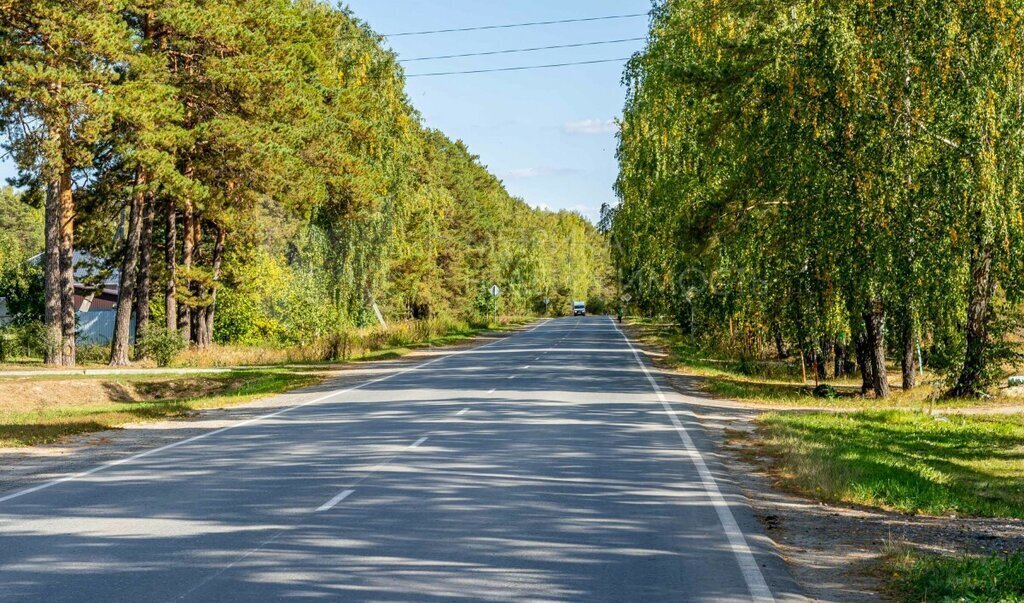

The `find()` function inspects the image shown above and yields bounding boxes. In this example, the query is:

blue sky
[0,1,651,222]
[346,0,651,221]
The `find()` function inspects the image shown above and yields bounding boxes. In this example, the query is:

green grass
[627,318,1003,410]
[755,410,1024,518]
[886,551,1024,602]
[0,370,320,447]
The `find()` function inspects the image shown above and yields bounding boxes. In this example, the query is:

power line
[406,57,632,78]
[383,13,648,38]
[400,37,646,62]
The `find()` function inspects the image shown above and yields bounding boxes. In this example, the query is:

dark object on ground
[813,384,838,399]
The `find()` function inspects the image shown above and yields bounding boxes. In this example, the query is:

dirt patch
[723,426,1024,602]
[0,377,236,412]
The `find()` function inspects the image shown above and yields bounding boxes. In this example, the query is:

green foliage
[888,552,1024,603]
[0,187,44,324]
[0,254,43,324]
[812,384,838,400]
[0,0,614,365]
[75,344,110,364]
[0,321,50,362]
[0,186,42,256]
[135,325,187,367]
[612,0,1024,396]
[586,296,608,315]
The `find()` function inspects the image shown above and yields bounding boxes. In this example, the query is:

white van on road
[572,301,586,316]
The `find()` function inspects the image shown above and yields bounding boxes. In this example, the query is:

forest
[0,0,612,367]
[610,0,1024,398]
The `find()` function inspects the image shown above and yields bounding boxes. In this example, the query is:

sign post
[489,284,501,324]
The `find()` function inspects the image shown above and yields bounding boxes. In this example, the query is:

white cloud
[563,118,618,135]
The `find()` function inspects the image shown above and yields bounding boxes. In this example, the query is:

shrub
[586,296,609,315]
[136,325,187,367]
[812,384,838,399]
[0,321,51,361]
[76,344,109,364]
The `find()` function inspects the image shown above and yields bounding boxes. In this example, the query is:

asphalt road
[0,317,802,602]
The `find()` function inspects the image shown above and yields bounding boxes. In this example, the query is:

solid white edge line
[315,489,354,512]
[0,319,552,507]
[611,317,775,603]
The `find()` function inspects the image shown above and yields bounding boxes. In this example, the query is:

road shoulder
[624,323,1024,602]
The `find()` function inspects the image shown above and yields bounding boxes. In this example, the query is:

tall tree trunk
[855,332,873,395]
[58,167,75,366]
[164,198,177,333]
[202,225,225,347]
[135,192,154,355]
[834,340,846,378]
[195,303,206,346]
[901,311,917,391]
[180,198,194,338]
[863,300,890,398]
[43,173,64,365]
[772,323,787,359]
[189,215,202,344]
[949,245,995,398]
[819,336,833,380]
[110,171,146,366]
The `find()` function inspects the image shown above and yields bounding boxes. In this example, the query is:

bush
[136,325,187,367]
[586,296,609,315]
[76,344,109,364]
[0,321,51,362]
[812,384,838,399]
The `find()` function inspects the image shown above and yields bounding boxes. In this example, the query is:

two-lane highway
[0,317,801,601]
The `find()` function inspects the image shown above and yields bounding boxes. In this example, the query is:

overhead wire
[405,57,633,78]
[381,13,649,37]
[399,37,645,62]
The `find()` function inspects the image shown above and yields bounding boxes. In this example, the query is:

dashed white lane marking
[487,388,496,394]
[611,318,775,603]
[315,489,354,512]
[523,365,531,369]
[507,375,516,379]
[316,435,431,512]
[456,408,470,416]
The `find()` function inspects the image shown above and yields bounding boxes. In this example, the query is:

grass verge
[885,549,1024,602]
[755,410,1024,518]
[0,370,319,447]
[627,318,1016,409]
